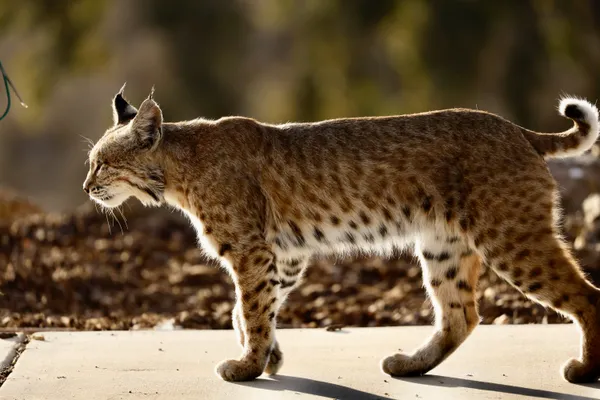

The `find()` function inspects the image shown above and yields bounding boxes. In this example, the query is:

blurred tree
[143,0,251,120]
[2,0,600,209]
[0,0,109,111]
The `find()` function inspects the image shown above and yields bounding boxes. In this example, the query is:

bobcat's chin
[90,191,130,208]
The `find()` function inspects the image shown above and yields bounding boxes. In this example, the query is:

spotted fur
[84,87,600,384]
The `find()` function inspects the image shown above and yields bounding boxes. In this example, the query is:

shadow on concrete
[396,374,599,400]
[235,374,394,400]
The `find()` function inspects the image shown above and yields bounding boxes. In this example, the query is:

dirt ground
[2,156,600,331]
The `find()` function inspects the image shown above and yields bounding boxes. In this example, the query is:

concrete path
[1,325,598,399]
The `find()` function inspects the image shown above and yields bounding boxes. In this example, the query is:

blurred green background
[1,0,600,211]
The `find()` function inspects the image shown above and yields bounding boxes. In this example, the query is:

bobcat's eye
[94,162,105,175]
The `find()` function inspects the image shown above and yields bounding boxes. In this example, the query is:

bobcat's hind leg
[487,233,600,383]
[382,236,481,377]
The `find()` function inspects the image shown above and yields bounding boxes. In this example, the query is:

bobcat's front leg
[233,302,284,376]
[216,243,279,382]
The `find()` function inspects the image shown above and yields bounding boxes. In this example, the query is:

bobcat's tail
[523,97,599,158]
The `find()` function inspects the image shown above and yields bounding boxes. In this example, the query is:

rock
[493,314,510,325]
[583,194,600,227]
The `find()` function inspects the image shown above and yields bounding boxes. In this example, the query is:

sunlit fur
[84,89,600,384]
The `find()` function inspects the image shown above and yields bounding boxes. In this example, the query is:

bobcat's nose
[83,178,92,194]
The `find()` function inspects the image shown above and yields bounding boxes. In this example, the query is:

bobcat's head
[83,85,165,208]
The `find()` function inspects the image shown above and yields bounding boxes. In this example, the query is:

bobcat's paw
[264,346,284,375]
[562,358,600,383]
[215,359,263,382]
[381,353,426,377]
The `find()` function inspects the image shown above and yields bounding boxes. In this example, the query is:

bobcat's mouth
[89,187,130,208]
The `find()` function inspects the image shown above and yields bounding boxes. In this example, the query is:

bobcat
[84,85,600,383]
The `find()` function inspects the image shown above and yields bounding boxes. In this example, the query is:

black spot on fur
[255,281,267,293]
[269,279,281,286]
[529,267,543,279]
[268,312,275,321]
[527,282,543,293]
[282,268,300,277]
[456,280,472,291]
[515,249,531,261]
[402,206,412,220]
[449,302,462,309]
[445,267,458,280]
[218,243,232,256]
[359,211,371,225]
[379,224,388,238]
[330,216,341,225]
[422,196,433,212]
[253,256,265,265]
[280,280,295,289]
[382,207,393,221]
[423,250,451,262]
[285,259,301,267]
[553,299,563,308]
[267,263,277,273]
[349,221,358,229]
[345,232,356,244]
[437,252,451,262]
[314,227,325,242]
[430,279,442,287]
[288,221,306,247]
[461,250,473,258]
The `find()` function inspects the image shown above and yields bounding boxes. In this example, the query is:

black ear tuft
[112,83,138,125]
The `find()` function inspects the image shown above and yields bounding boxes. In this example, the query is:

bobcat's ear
[112,82,138,125]
[131,87,163,151]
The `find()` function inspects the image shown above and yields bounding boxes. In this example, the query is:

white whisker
[116,206,129,230]
[79,135,95,150]
[110,209,124,234]
[103,206,112,235]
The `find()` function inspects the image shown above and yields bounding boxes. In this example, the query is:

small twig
[0,60,28,121]
[325,324,346,332]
